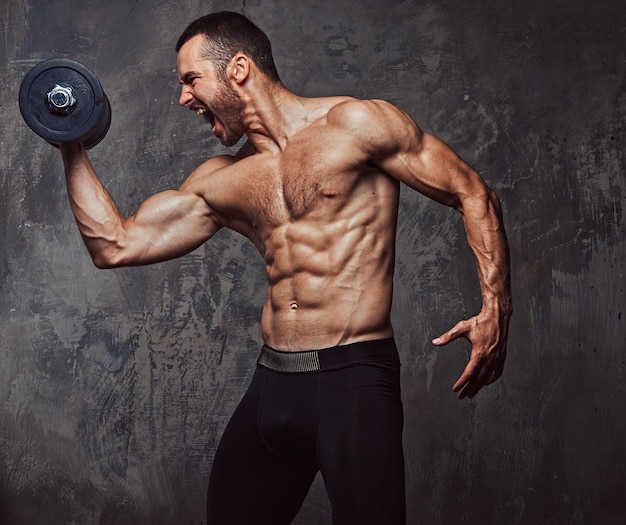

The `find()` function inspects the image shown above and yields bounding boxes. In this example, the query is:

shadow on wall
[0,492,26,525]
[0,490,14,524]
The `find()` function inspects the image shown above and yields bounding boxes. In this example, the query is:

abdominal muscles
[260,205,396,351]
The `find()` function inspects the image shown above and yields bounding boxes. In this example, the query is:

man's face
[177,35,246,147]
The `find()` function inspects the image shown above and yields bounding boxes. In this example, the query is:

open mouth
[192,105,215,127]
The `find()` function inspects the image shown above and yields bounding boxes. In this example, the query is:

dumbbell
[19,58,111,149]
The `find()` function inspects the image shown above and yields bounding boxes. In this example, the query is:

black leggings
[206,338,406,524]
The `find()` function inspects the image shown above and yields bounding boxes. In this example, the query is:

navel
[290,302,298,310]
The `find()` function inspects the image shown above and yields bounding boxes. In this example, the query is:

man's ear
[227,53,250,85]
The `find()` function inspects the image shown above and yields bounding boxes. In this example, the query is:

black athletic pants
[206,338,406,524]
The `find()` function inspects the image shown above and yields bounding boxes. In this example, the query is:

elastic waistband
[257,338,398,373]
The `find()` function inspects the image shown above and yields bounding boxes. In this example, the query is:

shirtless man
[60,11,511,525]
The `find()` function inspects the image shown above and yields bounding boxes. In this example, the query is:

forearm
[60,143,224,268]
[462,188,512,316]
[61,142,128,267]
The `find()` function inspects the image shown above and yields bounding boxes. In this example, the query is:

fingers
[432,320,483,397]
[431,319,469,346]
[453,358,504,399]
[432,315,506,398]
[453,369,485,399]
[453,366,479,399]
[486,365,504,385]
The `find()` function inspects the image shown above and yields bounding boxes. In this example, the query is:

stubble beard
[213,80,246,147]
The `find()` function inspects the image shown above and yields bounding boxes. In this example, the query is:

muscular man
[60,11,511,525]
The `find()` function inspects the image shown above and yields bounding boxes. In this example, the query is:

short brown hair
[176,11,281,82]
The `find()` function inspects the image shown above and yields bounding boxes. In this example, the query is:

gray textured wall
[1,0,624,523]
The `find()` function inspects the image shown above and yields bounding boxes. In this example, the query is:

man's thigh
[317,361,406,524]
[206,368,318,525]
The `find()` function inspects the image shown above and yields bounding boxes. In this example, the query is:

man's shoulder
[325,96,383,114]
[179,151,267,225]
[324,97,404,130]
[180,154,242,194]
[193,154,239,178]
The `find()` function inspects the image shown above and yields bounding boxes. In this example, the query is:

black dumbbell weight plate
[19,58,111,149]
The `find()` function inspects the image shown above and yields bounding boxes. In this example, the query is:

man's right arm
[60,142,229,268]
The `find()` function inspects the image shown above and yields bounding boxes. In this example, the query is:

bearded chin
[216,87,246,147]
[221,128,245,147]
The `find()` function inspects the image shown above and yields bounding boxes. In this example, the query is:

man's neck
[240,83,312,153]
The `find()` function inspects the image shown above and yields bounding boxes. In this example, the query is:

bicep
[115,189,220,266]
[381,131,488,210]
[378,117,506,269]
[363,102,489,210]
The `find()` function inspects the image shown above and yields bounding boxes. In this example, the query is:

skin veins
[60,34,511,398]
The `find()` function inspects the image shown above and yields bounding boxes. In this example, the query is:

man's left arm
[429,167,512,399]
[355,99,513,398]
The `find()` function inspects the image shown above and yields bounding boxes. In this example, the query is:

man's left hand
[432,310,509,399]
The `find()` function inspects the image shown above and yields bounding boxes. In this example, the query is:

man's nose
[179,86,193,107]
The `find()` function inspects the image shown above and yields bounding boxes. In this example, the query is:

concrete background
[1,0,624,523]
